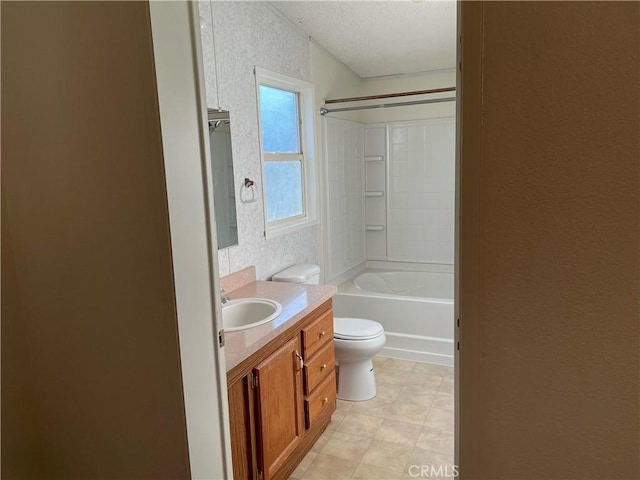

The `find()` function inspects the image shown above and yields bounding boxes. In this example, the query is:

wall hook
[244,178,254,188]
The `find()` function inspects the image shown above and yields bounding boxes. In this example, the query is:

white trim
[379,334,454,366]
[318,113,328,284]
[366,260,454,274]
[255,67,318,239]
[264,153,304,162]
[149,2,231,478]
[255,66,313,92]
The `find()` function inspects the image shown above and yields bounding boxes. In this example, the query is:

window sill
[265,217,317,240]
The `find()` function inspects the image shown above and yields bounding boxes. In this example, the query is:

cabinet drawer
[304,371,336,429]
[303,340,335,395]
[302,310,333,359]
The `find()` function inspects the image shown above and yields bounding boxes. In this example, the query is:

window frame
[255,67,317,239]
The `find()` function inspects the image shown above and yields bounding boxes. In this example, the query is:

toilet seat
[334,317,384,341]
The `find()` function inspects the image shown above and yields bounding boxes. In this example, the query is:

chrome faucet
[220,288,231,305]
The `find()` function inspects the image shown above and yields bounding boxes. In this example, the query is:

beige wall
[2,2,190,478]
[311,41,363,124]
[458,2,639,479]
[311,42,365,280]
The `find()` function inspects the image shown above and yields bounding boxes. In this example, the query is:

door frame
[154,1,477,478]
[149,1,233,478]
[455,2,483,477]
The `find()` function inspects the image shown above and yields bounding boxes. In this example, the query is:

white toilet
[272,264,386,402]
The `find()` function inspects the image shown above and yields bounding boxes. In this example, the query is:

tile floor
[289,356,454,480]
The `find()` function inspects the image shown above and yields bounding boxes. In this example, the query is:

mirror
[208,110,239,249]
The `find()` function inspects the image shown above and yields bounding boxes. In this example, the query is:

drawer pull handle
[322,397,328,405]
[294,351,304,370]
[319,331,326,339]
[320,364,327,371]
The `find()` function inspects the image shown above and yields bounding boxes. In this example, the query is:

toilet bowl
[272,264,387,402]
[334,317,386,401]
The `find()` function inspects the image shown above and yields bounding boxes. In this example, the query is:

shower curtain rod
[324,86,455,104]
[319,96,455,116]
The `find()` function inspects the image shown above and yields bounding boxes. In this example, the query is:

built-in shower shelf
[364,155,384,162]
[365,191,384,197]
[365,225,385,231]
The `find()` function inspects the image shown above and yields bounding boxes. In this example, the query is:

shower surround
[325,116,456,278]
[324,115,456,363]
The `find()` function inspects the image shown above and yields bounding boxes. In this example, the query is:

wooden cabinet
[302,309,334,358]
[305,372,336,429]
[254,337,304,480]
[303,341,335,394]
[301,310,336,429]
[227,300,336,480]
[228,377,256,480]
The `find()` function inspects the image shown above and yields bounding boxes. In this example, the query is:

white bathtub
[334,269,454,365]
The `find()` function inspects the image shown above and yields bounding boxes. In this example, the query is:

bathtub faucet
[220,288,231,305]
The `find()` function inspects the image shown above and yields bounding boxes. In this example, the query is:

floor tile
[416,427,454,455]
[350,395,394,418]
[289,451,316,479]
[352,462,403,479]
[437,376,454,395]
[376,382,402,402]
[320,431,372,462]
[301,453,359,480]
[291,358,456,480]
[337,412,384,438]
[376,369,411,386]
[310,429,333,453]
[372,355,389,369]
[374,418,422,448]
[398,385,438,408]
[405,372,443,391]
[387,398,431,425]
[336,398,355,412]
[412,363,451,377]
[431,392,454,411]
[409,392,437,409]
[325,410,347,433]
[401,472,450,480]
[405,447,454,474]
[360,439,414,473]
[423,407,453,432]
[379,358,416,374]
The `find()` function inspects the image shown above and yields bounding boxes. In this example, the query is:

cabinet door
[254,336,304,480]
[228,376,256,480]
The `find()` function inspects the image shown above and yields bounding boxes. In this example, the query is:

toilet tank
[272,264,321,285]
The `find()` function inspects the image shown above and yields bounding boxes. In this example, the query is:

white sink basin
[222,298,283,332]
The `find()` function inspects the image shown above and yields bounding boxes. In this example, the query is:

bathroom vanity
[223,271,337,480]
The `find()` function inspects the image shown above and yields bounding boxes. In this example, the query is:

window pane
[264,161,303,222]
[259,85,300,153]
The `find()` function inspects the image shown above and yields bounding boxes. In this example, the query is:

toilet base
[336,358,377,401]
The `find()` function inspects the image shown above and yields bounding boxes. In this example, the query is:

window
[255,67,316,238]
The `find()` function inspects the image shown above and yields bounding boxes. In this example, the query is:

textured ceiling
[270,1,457,79]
